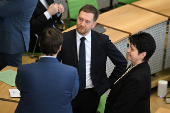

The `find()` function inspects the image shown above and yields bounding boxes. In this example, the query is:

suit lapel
[112,72,130,89]
[70,30,78,68]
[46,0,54,5]
[37,1,47,11]
[91,30,99,71]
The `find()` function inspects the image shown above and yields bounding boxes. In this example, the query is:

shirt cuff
[44,11,51,20]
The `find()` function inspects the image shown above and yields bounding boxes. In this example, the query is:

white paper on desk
[9,89,21,97]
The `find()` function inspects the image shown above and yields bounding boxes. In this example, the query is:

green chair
[97,94,107,113]
[118,0,139,4]
[66,0,99,28]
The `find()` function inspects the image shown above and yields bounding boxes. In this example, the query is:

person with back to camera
[105,32,156,113]
[57,4,127,113]
[29,0,64,53]
[0,0,38,70]
[15,28,79,113]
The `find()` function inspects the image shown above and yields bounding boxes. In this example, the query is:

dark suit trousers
[71,88,100,113]
[0,52,22,70]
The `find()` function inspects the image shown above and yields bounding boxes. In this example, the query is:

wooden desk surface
[132,0,170,18]
[62,25,77,33]
[0,100,18,113]
[63,26,129,44]
[155,107,170,113]
[103,27,129,44]
[0,66,20,102]
[150,87,170,113]
[97,4,168,35]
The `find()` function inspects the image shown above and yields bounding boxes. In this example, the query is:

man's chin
[77,30,86,35]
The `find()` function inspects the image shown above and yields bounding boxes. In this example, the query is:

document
[9,89,20,97]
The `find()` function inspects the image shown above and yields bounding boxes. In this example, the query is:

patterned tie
[78,37,86,91]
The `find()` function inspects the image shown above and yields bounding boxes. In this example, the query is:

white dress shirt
[76,30,94,89]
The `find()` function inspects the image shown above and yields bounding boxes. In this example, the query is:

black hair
[129,32,156,62]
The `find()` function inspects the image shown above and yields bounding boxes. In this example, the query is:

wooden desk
[0,66,19,102]
[97,4,168,35]
[62,25,76,33]
[103,27,129,44]
[150,87,170,113]
[98,4,168,74]
[132,0,170,70]
[132,0,170,18]
[0,100,18,113]
[155,107,170,113]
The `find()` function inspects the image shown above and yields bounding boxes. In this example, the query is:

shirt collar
[41,56,56,58]
[76,30,91,42]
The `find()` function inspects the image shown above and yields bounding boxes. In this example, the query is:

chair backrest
[97,94,107,113]
[67,0,99,20]
[97,0,110,9]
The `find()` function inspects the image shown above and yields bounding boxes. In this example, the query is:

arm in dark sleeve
[0,0,22,18]
[30,11,62,33]
[107,39,127,87]
[107,77,141,113]
[15,67,21,91]
[30,11,49,33]
[52,13,62,22]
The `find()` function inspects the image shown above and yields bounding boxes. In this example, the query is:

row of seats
[54,0,118,20]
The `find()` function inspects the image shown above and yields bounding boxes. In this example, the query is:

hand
[58,4,64,13]
[47,3,59,16]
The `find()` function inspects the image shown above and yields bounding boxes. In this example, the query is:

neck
[132,60,144,66]
[41,53,57,57]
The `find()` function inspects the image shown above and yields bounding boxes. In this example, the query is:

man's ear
[92,21,97,29]
[38,43,40,47]
[58,45,62,52]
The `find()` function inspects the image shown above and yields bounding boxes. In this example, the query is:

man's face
[77,11,97,36]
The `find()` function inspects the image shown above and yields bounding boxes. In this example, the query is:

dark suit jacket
[29,0,62,52]
[30,0,62,35]
[0,0,38,54]
[105,62,151,113]
[15,57,79,113]
[57,29,127,96]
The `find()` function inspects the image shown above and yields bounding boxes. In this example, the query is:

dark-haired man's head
[39,28,63,56]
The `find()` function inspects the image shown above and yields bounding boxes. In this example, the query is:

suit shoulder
[92,30,109,39]
[17,62,37,71]
[59,63,77,72]
[63,29,76,37]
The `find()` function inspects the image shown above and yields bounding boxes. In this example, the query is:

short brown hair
[79,4,99,21]
[39,28,63,56]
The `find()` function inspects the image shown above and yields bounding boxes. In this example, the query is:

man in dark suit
[57,4,127,113]
[0,0,38,70]
[29,0,64,52]
[15,28,79,113]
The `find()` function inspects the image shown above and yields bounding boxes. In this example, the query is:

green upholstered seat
[97,94,107,113]
[66,0,99,28]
